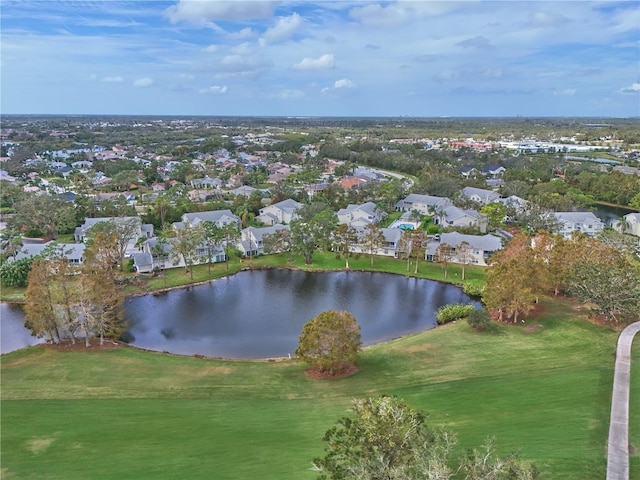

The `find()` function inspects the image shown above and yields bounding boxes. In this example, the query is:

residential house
[306,182,330,198]
[425,232,503,266]
[498,195,527,212]
[435,206,487,233]
[256,199,302,225]
[179,209,241,229]
[140,235,226,271]
[459,165,479,178]
[74,217,154,254]
[349,227,403,258]
[335,176,367,190]
[228,185,259,197]
[481,164,506,178]
[190,176,222,189]
[554,212,605,238]
[11,241,86,265]
[337,202,387,228]
[132,252,154,273]
[618,212,640,237]
[460,186,501,205]
[239,224,290,256]
[395,194,452,215]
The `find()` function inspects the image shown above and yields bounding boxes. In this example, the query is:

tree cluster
[24,256,124,346]
[484,232,640,323]
[314,395,538,480]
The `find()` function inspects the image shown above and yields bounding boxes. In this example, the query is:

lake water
[0,303,43,354]
[124,270,480,359]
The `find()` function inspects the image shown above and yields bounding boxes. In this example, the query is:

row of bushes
[437,304,492,332]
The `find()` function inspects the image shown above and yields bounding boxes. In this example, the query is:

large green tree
[314,396,538,480]
[295,310,361,376]
[566,262,640,323]
[10,194,76,238]
[290,203,337,265]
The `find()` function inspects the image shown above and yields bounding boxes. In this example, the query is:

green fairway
[1,298,635,479]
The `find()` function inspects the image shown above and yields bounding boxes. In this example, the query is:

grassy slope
[2,298,631,480]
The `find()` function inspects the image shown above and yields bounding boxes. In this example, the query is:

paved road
[607,321,640,480]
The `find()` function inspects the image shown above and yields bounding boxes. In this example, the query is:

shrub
[437,303,474,324]
[467,308,492,331]
[462,282,484,297]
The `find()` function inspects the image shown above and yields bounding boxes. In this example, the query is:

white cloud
[260,13,304,45]
[323,78,357,93]
[349,3,409,28]
[292,53,335,71]
[199,85,228,94]
[619,82,640,94]
[165,0,277,24]
[553,88,576,96]
[102,76,123,82]
[211,54,272,79]
[335,78,355,89]
[133,77,154,88]
[228,27,255,40]
[205,44,219,53]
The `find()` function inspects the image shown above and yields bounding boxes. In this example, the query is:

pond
[0,303,43,354]
[125,270,480,359]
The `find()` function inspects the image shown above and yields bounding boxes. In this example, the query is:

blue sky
[1,0,639,117]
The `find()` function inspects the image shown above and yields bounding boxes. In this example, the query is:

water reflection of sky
[125,270,480,359]
[1,303,43,354]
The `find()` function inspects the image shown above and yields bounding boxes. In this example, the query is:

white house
[179,209,241,229]
[554,212,605,238]
[11,241,86,265]
[349,227,403,258]
[337,202,387,228]
[425,232,503,266]
[615,212,640,237]
[74,217,154,257]
[460,186,501,205]
[435,206,487,232]
[395,194,452,215]
[256,199,302,225]
[239,224,290,256]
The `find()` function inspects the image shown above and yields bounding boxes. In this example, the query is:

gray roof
[244,224,290,242]
[132,252,154,268]
[183,209,240,225]
[81,216,141,230]
[437,232,502,251]
[397,194,451,208]
[270,198,302,212]
[13,241,85,262]
[338,202,378,216]
[461,186,498,201]
[440,205,481,221]
[554,211,604,224]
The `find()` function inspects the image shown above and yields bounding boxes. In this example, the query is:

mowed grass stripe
[1,298,631,479]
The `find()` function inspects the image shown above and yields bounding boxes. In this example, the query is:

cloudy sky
[1,1,639,117]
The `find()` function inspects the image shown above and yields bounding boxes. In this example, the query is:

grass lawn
[1,297,633,480]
